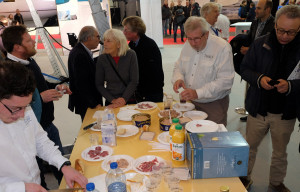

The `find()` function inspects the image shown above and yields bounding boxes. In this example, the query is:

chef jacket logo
[204,54,213,59]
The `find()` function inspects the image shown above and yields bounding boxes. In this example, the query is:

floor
[30,25,300,192]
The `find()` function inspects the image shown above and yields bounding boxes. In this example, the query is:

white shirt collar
[7,53,30,65]
[81,42,93,59]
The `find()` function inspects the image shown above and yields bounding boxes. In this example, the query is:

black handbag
[105,54,141,103]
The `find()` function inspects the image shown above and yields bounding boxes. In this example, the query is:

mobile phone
[268,80,280,86]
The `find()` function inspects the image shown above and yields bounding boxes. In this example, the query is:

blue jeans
[162,19,169,36]
[173,22,184,42]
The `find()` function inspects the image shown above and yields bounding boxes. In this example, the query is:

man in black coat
[68,26,102,121]
[122,16,164,102]
[14,9,24,25]
[240,0,275,55]
[239,5,300,191]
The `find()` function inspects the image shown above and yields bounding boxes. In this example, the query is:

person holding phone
[239,5,300,191]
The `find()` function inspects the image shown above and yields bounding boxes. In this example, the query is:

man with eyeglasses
[0,61,88,192]
[172,16,234,126]
[2,25,72,189]
[239,5,300,191]
[68,26,103,121]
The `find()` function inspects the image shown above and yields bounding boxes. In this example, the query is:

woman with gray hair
[95,29,139,108]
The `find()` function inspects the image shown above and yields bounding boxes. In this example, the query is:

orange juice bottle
[172,124,185,166]
[169,118,179,152]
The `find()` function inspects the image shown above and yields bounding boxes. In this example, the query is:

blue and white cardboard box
[186,131,249,179]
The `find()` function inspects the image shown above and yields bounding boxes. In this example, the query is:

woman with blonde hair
[95,29,139,108]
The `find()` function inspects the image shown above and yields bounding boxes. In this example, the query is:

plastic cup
[89,133,99,146]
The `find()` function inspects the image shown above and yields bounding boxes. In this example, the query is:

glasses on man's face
[187,33,205,43]
[276,25,299,36]
[0,101,30,115]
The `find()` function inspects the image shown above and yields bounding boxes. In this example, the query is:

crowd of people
[0,1,299,192]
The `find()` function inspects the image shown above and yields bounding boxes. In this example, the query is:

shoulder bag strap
[105,54,128,87]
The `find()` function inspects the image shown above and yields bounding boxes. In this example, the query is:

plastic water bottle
[101,108,117,146]
[105,162,127,192]
[86,182,99,192]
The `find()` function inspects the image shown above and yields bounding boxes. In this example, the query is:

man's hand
[274,79,289,93]
[180,88,198,101]
[40,89,63,103]
[25,183,47,192]
[173,80,186,93]
[260,76,275,90]
[61,166,88,189]
[56,84,72,95]
[240,46,249,55]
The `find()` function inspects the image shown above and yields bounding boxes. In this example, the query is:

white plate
[90,121,101,132]
[116,125,139,137]
[172,102,195,112]
[133,155,166,175]
[126,172,149,192]
[101,155,134,173]
[81,145,113,162]
[157,132,170,145]
[135,102,157,110]
[158,109,182,119]
[185,120,218,133]
[117,110,140,121]
[120,105,137,111]
[183,111,208,120]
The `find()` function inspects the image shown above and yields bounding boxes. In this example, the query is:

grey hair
[78,26,97,43]
[275,5,300,23]
[102,29,129,57]
[200,2,219,18]
[184,16,209,34]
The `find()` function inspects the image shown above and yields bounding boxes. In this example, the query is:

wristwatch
[60,161,71,172]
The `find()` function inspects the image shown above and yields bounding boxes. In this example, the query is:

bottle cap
[110,162,118,169]
[220,185,230,192]
[172,118,179,123]
[86,183,95,191]
[175,124,182,130]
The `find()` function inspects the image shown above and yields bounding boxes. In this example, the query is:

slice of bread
[117,128,126,135]
[127,173,144,183]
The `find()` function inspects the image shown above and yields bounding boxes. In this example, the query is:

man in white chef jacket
[0,61,88,192]
[172,16,234,126]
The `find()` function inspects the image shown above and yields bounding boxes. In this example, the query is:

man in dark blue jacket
[240,5,300,192]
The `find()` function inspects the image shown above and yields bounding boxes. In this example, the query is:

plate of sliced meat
[133,155,166,175]
[81,145,113,162]
[185,120,218,133]
[135,102,157,111]
[101,155,134,173]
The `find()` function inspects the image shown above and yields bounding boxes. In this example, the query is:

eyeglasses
[275,25,299,36]
[187,33,205,43]
[0,101,30,115]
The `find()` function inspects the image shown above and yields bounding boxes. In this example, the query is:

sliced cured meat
[137,158,158,172]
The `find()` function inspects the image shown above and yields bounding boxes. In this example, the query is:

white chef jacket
[0,107,68,192]
[215,14,230,40]
[172,33,235,103]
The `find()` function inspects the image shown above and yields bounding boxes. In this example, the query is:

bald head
[255,0,273,21]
